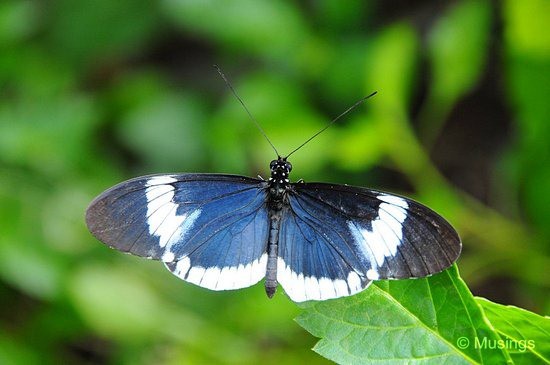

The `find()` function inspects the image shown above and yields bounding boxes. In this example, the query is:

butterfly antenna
[214,65,279,157]
[285,91,378,158]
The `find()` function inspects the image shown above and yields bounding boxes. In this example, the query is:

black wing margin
[277,182,461,302]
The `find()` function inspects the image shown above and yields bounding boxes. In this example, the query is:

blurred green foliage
[0,0,548,364]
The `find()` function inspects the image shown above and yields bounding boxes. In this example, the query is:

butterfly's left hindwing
[86,174,271,290]
[277,182,461,302]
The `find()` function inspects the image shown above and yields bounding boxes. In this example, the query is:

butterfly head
[269,157,292,184]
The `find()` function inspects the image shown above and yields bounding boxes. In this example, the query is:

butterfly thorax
[267,157,292,211]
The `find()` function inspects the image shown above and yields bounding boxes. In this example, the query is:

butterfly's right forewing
[86,174,271,290]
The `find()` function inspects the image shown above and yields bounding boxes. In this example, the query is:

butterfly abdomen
[265,212,281,298]
[264,186,288,298]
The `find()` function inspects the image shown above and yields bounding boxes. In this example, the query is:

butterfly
[85,70,461,302]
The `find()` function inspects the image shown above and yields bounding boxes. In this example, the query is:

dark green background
[1,1,548,364]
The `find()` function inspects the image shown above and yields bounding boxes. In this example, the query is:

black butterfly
[85,72,461,302]
[86,158,460,302]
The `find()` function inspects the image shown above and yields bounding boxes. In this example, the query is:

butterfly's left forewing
[277,182,461,302]
[86,174,271,290]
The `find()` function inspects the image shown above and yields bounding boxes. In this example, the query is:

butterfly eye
[285,162,292,172]
[270,160,277,170]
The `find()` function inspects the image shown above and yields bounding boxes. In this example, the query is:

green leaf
[67,262,168,340]
[162,0,307,58]
[477,297,550,364]
[296,266,509,364]
[427,0,491,106]
[503,0,550,236]
[504,0,550,57]
[116,91,207,172]
[0,331,41,365]
[420,0,491,143]
[0,95,98,176]
[365,22,419,117]
[0,1,37,46]
[48,0,160,66]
